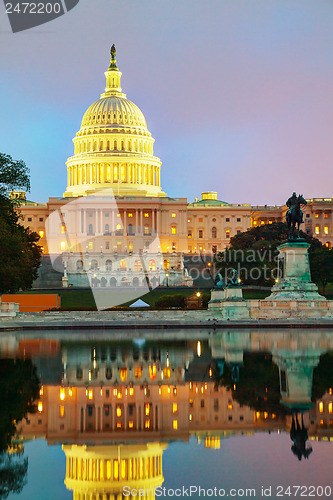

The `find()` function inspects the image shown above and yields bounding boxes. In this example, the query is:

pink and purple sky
[0,0,333,205]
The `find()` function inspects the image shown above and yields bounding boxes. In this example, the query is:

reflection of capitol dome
[64,46,165,199]
[63,442,167,500]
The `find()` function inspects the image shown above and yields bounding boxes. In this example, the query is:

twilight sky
[1,0,333,205]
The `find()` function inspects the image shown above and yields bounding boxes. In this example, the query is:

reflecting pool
[2,328,333,500]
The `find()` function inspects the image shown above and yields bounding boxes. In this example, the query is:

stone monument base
[209,286,250,320]
[250,240,333,319]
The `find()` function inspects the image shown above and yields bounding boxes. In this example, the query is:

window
[171,226,176,235]
[201,400,205,408]
[148,259,156,271]
[128,224,133,235]
[120,259,127,270]
[324,226,329,235]
[319,402,324,413]
[120,368,127,381]
[144,225,150,235]
[212,227,217,238]
[306,213,310,218]
[173,420,178,430]
[59,406,65,418]
[188,230,192,238]
[226,218,230,222]
[105,212,109,217]
[144,212,149,218]
[106,242,109,249]
[105,259,112,271]
[38,230,44,238]
[171,213,176,218]
[237,218,241,222]
[199,218,203,223]
[134,260,142,271]
[88,223,93,234]
[173,403,178,413]
[188,218,191,223]
[88,241,93,250]
[237,230,241,235]
[315,226,320,235]
[199,230,203,238]
[226,230,230,238]
[212,245,217,254]
[39,217,43,222]
[315,213,319,218]
[105,223,109,233]
[28,217,32,222]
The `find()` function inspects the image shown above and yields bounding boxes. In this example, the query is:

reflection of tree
[0,453,28,500]
[0,359,40,499]
[215,353,288,417]
[0,359,40,452]
[312,352,333,402]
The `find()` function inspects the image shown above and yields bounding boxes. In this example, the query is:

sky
[1,0,333,205]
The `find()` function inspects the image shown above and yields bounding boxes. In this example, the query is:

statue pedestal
[249,240,333,319]
[269,240,323,301]
[209,286,250,319]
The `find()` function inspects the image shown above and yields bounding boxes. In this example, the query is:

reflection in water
[290,412,312,461]
[1,329,333,498]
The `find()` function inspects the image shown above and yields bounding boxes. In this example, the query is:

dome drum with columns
[64,46,165,198]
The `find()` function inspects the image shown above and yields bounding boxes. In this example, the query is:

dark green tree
[215,222,323,287]
[0,358,40,499]
[310,248,333,294]
[0,153,41,293]
[0,454,28,500]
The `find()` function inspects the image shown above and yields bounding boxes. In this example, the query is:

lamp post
[166,273,169,287]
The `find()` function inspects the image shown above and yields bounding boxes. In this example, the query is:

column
[136,209,138,235]
[100,209,103,235]
[83,407,86,432]
[83,210,86,234]
[112,211,115,234]
[96,406,99,431]
[67,168,70,187]
[140,210,143,234]
[124,211,127,236]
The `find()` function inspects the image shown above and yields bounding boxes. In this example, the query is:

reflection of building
[13,46,333,291]
[63,442,166,500]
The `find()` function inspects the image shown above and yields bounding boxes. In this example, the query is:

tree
[0,154,41,293]
[215,222,323,287]
[0,153,30,197]
[310,248,333,293]
[0,358,40,499]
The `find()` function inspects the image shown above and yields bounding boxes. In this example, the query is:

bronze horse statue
[286,194,307,240]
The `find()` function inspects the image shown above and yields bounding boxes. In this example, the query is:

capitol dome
[64,45,165,198]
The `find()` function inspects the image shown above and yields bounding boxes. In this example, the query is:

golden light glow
[113,460,119,480]
[129,387,134,396]
[39,386,44,396]
[171,226,176,235]
[319,402,324,413]
[149,364,157,380]
[38,230,44,238]
[264,412,268,419]
[144,212,149,218]
[228,403,233,410]
[329,403,333,414]
[171,213,176,218]
[197,341,202,357]
[173,403,178,413]
[38,401,43,413]
[173,419,178,430]
[106,460,111,480]
[145,403,150,416]
[60,388,65,401]
[88,389,93,400]
[129,421,134,429]
[324,226,329,235]
[315,226,320,235]
[135,365,142,378]
[88,241,93,249]
[145,419,150,429]
[116,406,122,417]
[116,422,122,429]
[60,241,66,250]
[120,368,127,381]
[59,405,65,418]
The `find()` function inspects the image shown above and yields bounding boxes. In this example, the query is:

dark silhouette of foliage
[0,154,41,293]
[0,454,28,500]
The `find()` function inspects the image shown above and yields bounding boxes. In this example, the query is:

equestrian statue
[286,192,307,240]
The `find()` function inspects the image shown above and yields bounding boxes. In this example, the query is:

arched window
[116,223,122,235]
[212,226,217,239]
[105,367,112,380]
[114,140,117,150]
[120,259,127,271]
[144,225,150,235]
[88,223,93,234]
[149,259,156,271]
[90,259,98,270]
[171,225,176,235]
[76,260,83,271]
[164,259,170,270]
[105,259,112,271]
[105,223,110,233]
[128,223,133,235]
[120,368,127,382]
[134,259,142,271]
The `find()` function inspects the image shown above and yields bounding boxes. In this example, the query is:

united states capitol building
[13,46,333,288]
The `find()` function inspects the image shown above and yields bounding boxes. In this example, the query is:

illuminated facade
[14,45,333,281]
